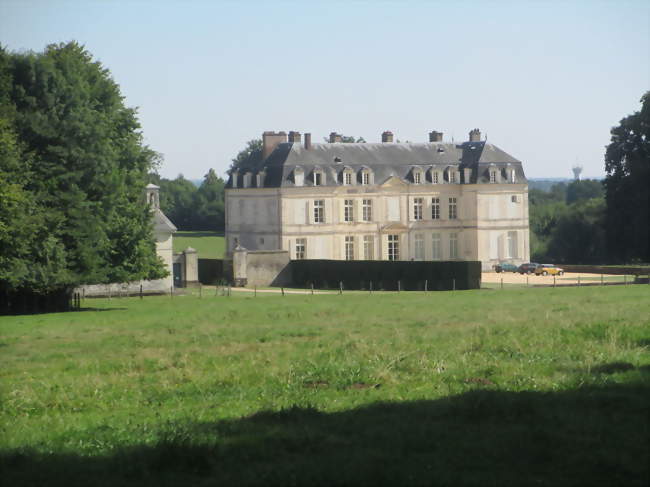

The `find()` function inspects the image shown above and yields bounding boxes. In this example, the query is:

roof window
[334,157,342,163]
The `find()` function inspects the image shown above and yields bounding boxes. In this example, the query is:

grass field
[1,286,649,486]
[172,231,225,259]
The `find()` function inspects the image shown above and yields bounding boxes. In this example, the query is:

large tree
[0,42,165,298]
[604,92,650,263]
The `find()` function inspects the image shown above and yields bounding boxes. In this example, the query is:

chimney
[429,131,443,142]
[469,128,481,142]
[329,132,342,143]
[262,131,287,160]
[288,131,301,144]
[304,133,312,150]
[381,131,394,143]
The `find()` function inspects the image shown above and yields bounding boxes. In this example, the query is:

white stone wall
[225,181,529,269]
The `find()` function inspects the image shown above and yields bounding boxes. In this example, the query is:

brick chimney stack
[469,128,481,142]
[304,133,312,150]
[329,132,342,143]
[262,131,287,160]
[429,131,443,142]
[288,131,301,144]
[381,131,394,143]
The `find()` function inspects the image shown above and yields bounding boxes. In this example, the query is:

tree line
[1,42,165,310]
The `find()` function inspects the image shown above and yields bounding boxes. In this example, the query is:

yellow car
[534,264,564,276]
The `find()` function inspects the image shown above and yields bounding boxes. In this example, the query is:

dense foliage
[604,92,649,263]
[529,179,606,264]
[0,42,165,295]
[147,169,225,231]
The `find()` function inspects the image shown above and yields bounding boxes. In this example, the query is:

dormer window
[414,171,422,184]
[243,172,252,188]
[342,167,355,186]
[294,166,304,187]
[359,167,373,185]
[432,171,440,184]
[490,170,497,183]
[448,169,456,184]
[312,167,326,186]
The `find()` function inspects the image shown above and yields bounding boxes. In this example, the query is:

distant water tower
[572,165,583,181]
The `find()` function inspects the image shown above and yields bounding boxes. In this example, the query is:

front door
[173,263,183,287]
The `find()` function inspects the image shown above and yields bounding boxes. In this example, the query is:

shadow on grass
[2,379,649,487]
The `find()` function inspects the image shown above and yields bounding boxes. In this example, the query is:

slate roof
[153,208,177,233]
[227,141,526,188]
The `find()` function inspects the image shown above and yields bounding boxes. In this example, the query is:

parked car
[534,264,564,276]
[518,263,539,274]
[494,262,519,273]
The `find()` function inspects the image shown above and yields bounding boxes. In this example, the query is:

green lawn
[172,231,225,259]
[1,286,649,486]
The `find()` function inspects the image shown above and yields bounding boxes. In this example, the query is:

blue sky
[1,0,648,180]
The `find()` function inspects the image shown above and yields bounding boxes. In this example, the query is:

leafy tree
[0,41,165,296]
[148,169,225,231]
[546,198,606,264]
[566,179,604,204]
[604,92,650,263]
[230,139,262,172]
[194,169,225,230]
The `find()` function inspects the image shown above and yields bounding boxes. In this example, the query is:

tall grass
[1,286,648,485]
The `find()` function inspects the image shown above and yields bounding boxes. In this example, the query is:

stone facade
[225,129,529,271]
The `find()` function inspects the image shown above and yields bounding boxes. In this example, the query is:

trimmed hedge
[1,288,75,315]
[291,260,481,291]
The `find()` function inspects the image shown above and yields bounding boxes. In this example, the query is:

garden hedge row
[290,260,481,291]
[1,288,75,315]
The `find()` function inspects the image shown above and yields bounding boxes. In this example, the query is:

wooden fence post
[339,281,343,295]
[425,280,428,292]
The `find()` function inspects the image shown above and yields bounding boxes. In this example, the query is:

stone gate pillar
[233,245,248,287]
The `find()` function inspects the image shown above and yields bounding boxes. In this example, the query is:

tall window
[449,233,458,259]
[314,200,324,223]
[363,235,374,260]
[432,233,441,260]
[431,197,440,220]
[414,171,422,184]
[414,234,425,260]
[314,172,323,186]
[448,197,457,220]
[413,197,423,220]
[507,231,518,258]
[449,171,456,183]
[344,172,352,185]
[345,236,354,260]
[388,234,399,261]
[432,172,439,184]
[362,172,370,185]
[295,238,306,259]
[344,199,354,222]
[362,199,372,222]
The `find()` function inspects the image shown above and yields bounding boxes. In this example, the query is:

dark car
[518,262,539,274]
[494,262,519,273]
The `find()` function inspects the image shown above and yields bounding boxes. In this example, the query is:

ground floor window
[363,235,374,260]
[507,231,518,258]
[432,233,441,260]
[414,234,424,260]
[449,233,458,259]
[295,238,306,259]
[345,236,355,260]
[388,234,399,261]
